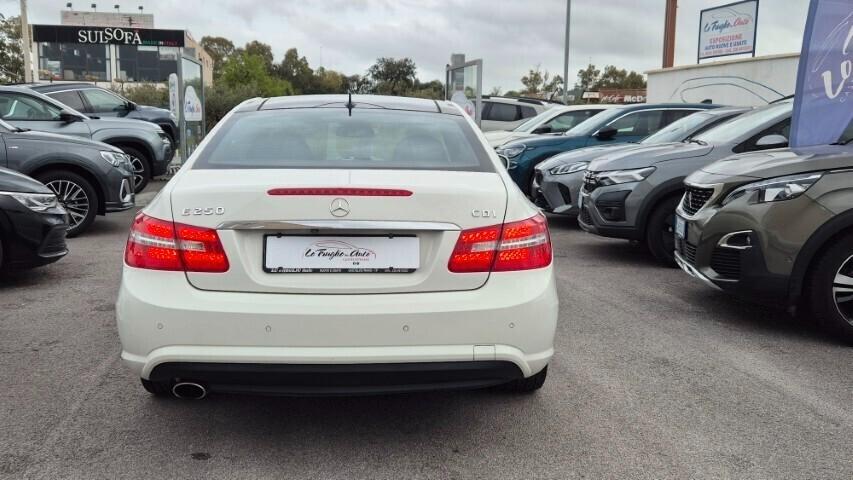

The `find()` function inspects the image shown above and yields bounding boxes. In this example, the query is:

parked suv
[484,104,613,148]
[675,141,853,341]
[498,103,717,195]
[0,118,134,236]
[0,86,172,193]
[27,83,179,150]
[578,101,792,265]
[534,107,748,215]
[480,96,555,132]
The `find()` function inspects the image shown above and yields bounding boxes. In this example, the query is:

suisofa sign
[697,0,759,61]
[32,25,185,47]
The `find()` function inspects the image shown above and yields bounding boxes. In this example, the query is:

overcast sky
[1,0,809,91]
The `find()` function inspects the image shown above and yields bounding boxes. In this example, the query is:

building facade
[30,9,213,88]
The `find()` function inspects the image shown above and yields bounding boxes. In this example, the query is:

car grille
[583,171,599,193]
[710,247,741,279]
[681,186,715,216]
[676,237,697,265]
[579,206,593,225]
[38,227,68,256]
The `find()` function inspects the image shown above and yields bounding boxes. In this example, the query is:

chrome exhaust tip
[172,382,207,400]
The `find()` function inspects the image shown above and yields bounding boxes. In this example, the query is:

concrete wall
[646,53,799,106]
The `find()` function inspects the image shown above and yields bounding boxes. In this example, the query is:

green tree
[200,36,235,80]
[575,64,601,92]
[0,14,24,83]
[243,40,275,72]
[220,52,293,97]
[411,79,444,100]
[311,67,348,94]
[366,57,417,96]
[488,86,502,96]
[276,48,314,93]
[520,65,563,96]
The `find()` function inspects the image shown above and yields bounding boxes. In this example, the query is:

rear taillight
[125,213,229,273]
[448,214,552,273]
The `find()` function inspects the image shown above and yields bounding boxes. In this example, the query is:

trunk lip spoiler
[216,220,461,231]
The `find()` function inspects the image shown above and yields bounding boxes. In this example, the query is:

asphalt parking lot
[2,184,852,479]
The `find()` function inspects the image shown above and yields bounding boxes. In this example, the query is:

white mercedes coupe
[116,95,558,399]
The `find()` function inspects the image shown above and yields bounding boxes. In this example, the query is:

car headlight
[594,166,656,186]
[498,144,526,159]
[549,161,589,176]
[158,131,172,144]
[0,191,60,212]
[722,172,824,206]
[101,151,131,169]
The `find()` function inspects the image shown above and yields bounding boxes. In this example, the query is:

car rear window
[193,108,494,172]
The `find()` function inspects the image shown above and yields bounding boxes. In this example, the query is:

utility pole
[562,0,571,104]
[20,0,33,82]
[662,0,677,68]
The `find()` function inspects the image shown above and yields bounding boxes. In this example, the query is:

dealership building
[28,9,213,87]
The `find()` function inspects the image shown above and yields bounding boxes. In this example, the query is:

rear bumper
[116,266,559,384]
[150,361,523,396]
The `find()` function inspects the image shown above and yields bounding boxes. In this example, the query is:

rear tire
[141,378,172,397]
[806,232,853,343]
[36,170,98,237]
[645,195,681,267]
[500,366,547,393]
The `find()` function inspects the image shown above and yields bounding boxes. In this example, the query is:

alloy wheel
[129,155,146,192]
[832,255,853,325]
[46,179,90,231]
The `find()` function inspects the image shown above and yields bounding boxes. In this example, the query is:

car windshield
[567,107,627,136]
[694,103,791,144]
[194,108,493,171]
[513,109,557,132]
[641,112,714,144]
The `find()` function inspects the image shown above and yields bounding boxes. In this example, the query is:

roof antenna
[346,92,355,117]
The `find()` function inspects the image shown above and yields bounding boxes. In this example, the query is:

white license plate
[264,235,419,273]
[674,215,687,239]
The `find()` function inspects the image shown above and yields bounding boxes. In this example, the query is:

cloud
[1,0,808,92]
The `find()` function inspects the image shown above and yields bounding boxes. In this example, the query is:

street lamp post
[19,0,33,83]
[562,0,571,104]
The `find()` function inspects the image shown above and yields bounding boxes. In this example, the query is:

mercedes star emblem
[330,198,350,217]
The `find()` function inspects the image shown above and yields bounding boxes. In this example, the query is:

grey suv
[675,140,853,342]
[578,101,792,265]
[0,86,172,193]
[0,118,134,236]
[27,83,179,149]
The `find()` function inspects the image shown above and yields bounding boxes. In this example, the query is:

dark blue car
[497,103,719,194]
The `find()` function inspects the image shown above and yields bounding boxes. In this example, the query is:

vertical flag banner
[791,0,853,147]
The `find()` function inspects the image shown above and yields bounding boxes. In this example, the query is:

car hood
[0,167,51,193]
[87,116,163,133]
[14,129,122,152]
[536,143,644,172]
[588,142,713,172]
[503,132,583,150]
[131,105,172,119]
[700,144,853,179]
[484,130,530,147]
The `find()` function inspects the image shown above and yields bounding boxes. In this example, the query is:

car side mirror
[498,154,510,169]
[125,101,137,111]
[755,134,788,150]
[531,125,553,134]
[59,110,83,123]
[594,126,618,141]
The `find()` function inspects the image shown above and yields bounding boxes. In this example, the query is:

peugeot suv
[534,107,748,215]
[0,86,173,194]
[116,95,558,399]
[578,101,792,265]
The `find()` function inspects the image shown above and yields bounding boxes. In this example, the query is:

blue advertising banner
[790,0,853,147]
